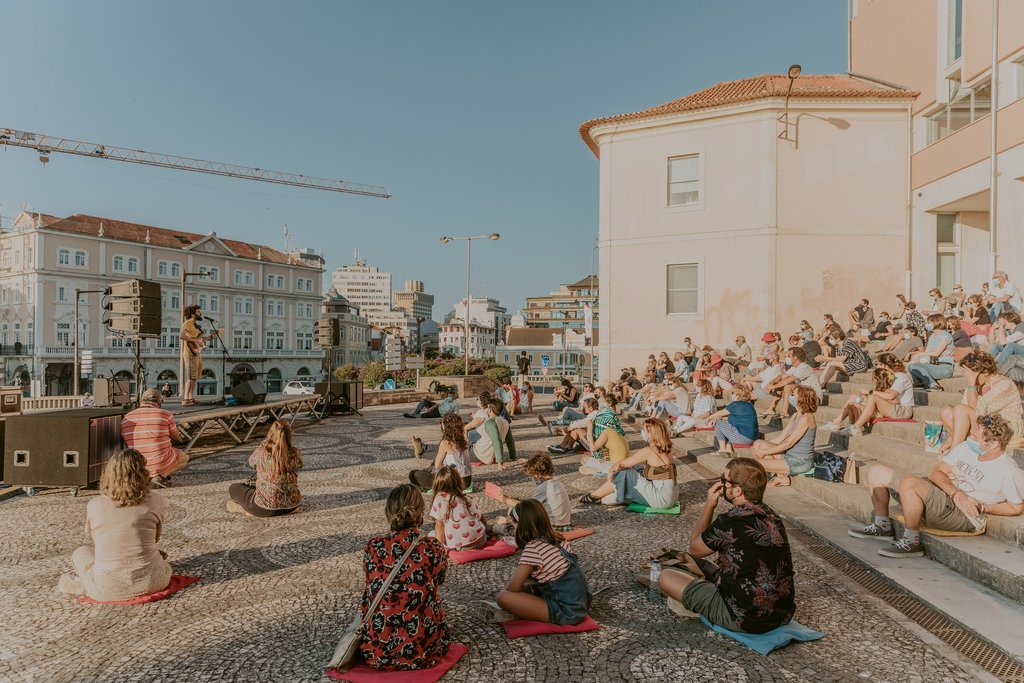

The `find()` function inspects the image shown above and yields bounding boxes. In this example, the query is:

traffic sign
[541,354,550,367]
[405,355,424,370]
[383,378,396,391]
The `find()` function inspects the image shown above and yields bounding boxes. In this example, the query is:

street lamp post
[439,233,500,376]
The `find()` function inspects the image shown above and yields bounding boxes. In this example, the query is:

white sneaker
[820,420,842,432]
[469,599,513,623]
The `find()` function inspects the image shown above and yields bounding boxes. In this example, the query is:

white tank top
[442,447,472,478]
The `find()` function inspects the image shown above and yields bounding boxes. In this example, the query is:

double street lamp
[439,233,500,376]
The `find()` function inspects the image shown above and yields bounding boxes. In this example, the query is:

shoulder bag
[327,536,422,672]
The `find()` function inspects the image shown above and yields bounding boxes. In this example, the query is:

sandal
[579,494,601,505]
[769,474,792,487]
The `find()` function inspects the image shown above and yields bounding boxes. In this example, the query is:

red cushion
[78,575,201,605]
[732,443,752,449]
[560,528,594,541]
[695,427,713,432]
[326,643,468,683]
[872,417,916,424]
[471,461,487,467]
[448,537,517,564]
[501,615,601,639]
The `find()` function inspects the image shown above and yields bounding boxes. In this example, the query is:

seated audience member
[707,383,759,454]
[519,381,535,414]
[429,467,486,550]
[852,414,1024,558]
[880,325,924,362]
[989,311,1024,367]
[817,328,872,386]
[615,372,644,409]
[962,294,993,343]
[895,299,928,337]
[791,335,823,369]
[798,320,815,342]
[463,392,493,445]
[120,388,188,487]
[987,270,1021,319]
[404,389,460,419]
[946,316,974,362]
[907,314,955,390]
[581,419,677,508]
[823,359,914,435]
[750,332,780,371]
[479,500,591,625]
[665,352,689,380]
[763,347,822,418]
[647,377,691,423]
[938,352,1024,453]
[472,399,517,467]
[740,353,781,401]
[672,379,717,436]
[947,284,967,316]
[723,336,752,369]
[358,484,450,671]
[227,421,302,517]
[545,383,595,426]
[548,398,600,454]
[681,337,698,370]
[704,354,735,395]
[552,378,580,411]
[498,378,522,418]
[655,352,676,382]
[58,449,172,601]
[584,400,629,466]
[848,298,875,334]
[926,288,949,315]
[410,413,473,490]
[867,311,895,341]
[500,453,573,532]
[752,386,818,486]
[657,457,794,634]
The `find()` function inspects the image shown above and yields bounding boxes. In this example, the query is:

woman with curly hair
[938,352,1024,453]
[227,420,302,517]
[410,413,473,491]
[752,386,819,486]
[57,449,172,601]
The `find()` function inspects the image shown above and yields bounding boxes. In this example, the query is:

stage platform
[166,393,324,453]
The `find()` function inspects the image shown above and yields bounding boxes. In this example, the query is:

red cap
[761,332,774,343]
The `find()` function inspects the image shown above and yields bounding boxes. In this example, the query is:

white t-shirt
[941,441,1024,506]
[532,479,572,527]
[891,372,915,407]
[785,362,823,398]
[692,393,716,417]
[991,281,1023,311]
[430,491,486,550]
[758,364,782,389]
[672,387,691,414]
[440,447,472,479]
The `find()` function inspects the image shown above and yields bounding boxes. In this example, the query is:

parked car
[283,380,315,395]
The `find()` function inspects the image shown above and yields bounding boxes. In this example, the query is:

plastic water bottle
[648,560,662,602]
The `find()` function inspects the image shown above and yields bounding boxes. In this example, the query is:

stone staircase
[649,367,1024,661]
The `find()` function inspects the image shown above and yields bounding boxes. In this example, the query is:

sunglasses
[979,415,994,428]
[719,476,734,489]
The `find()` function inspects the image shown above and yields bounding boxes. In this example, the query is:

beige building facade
[524,275,598,331]
[322,288,371,368]
[850,0,1024,297]
[0,211,324,396]
[581,75,916,383]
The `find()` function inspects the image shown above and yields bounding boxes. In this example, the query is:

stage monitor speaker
[1,387,22,415]
[4,408,124,488]
[313,380,363,413]
[106,297,162,316]
[105,279,161,299]
[232,380,267,405]
[105,314,162,336]
[93,378,131,407]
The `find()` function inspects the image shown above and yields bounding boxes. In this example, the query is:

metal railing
[23,395,84,412]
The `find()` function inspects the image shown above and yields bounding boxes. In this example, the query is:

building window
[158,261,168,277]
[58,249,70,266]
[198,294,208,310]
[208,295,219,312]
[267,274,275,287]
[57,322,71,346]
[296,331,313,351]
[947,0,963,64]
[171,263,181,278]
[208,267,219,282]
[234,298,242,314]
[232,330,253,350]
[1,253,8,269]
[244,298,253,315]
[936,214,959,294]
[666,264,700,315]
[126,257,139,273]
[234,271,242,285]
[245,272,253,286]
[668,154,700,207]
[170,294,180,310]
[73,251,85,267]
[159,326,180,349]
[113,255,125,272]
[927,79,991,144]
[276,275,284,288]
[265,331,284,350]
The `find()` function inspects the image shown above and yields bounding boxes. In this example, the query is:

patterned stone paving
[0,402,985,682]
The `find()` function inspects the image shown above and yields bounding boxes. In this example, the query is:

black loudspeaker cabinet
[315,381,364,411]
[0,419,5,482]
[232,380,267,405]
[4,408,124,488]
[0,387,22,415]
[94,378,131,407]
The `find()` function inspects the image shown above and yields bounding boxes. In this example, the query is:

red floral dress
[358,528,450,670]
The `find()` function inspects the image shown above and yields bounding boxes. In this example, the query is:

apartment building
[330,254,393,326]
[850,0,1024,295]
[0,211,324,396]
[439,320,496,359]
[393,279,435,321]
[447,297,510,345]
[524,275,598,330]
[322,287,371,367]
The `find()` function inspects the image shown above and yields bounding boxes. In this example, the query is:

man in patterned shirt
[121,388,188,487]
[657,457,795,633]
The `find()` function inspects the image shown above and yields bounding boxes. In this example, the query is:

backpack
[813,451,855,483]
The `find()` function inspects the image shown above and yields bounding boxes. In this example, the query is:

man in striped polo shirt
[121,388,188,487]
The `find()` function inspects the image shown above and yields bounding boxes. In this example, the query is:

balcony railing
[31,346,324,358]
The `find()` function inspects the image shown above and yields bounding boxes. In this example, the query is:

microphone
[202,315,219,322]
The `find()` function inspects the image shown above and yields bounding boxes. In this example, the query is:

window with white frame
[13,287,20,304]
[245,298,253,314]
[276,275,284,288]
[666,263,700,315]
[234,298,242,314]
[232,329,254,350]
[13,322,20,344]
[208,295,219,313]
[113,255,125,272]
[57,285,68,303]
[110,336,126,348]
[171,262,181,278]
[927,78,991,144]
[170,293,180,310]
[265,331,284,350]
[208,267,219,281]
[127,257,139,274]
[158,261,168,277]
[267,274,275,287]
[296,331,313,350]
[936,214,959,294]
[234,270,243,285]
[159,326,180,349]
[27,321,34,347]
[74,251,86,268]
[668,154,700,207]
[0,322,6,345]
[245,271,253,286]
[0,288,7,304]
[198,294,208,310]
[58,248,70,266]
[946,0,963,65]
[57,322,71,346]
[1,253,8,269]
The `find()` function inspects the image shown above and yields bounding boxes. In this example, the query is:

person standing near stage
[121,388,188,487]
[180,304,204,406]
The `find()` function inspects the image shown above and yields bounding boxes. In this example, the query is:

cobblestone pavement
[0,402,986,682]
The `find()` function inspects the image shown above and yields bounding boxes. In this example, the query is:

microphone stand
[204,317,230,406]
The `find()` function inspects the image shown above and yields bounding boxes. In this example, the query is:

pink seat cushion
[695,427,713,432]
[448,537,517,564]
[501,615,601,639]
[326,643,468,683]
[560,528,594,541]
[78,575,201,605]
[872,417,916,424]
[732,443,752,449]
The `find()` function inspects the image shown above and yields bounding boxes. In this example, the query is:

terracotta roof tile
[40,213,317,269]
[579,73,918,156]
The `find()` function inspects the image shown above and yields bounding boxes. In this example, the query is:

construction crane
[0,127,391,199]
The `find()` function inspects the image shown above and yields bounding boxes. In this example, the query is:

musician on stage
[180,305,205,406]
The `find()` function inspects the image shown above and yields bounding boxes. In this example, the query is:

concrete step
[689,448,1024,609]
[687,428,1024,550]
[851,367,965,382]
[827,381,965,406]
[678,448,1024,662]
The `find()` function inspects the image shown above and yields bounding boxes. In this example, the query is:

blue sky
[0,0,846,317]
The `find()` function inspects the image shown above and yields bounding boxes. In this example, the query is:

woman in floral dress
[358,484,451,671]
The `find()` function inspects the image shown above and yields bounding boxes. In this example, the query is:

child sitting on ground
[429,467,487,551]
[474,499,592,625]
[410,413,474,490]
[493,453,573,534]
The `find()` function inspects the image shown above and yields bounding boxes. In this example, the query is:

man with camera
[657,457,795,633]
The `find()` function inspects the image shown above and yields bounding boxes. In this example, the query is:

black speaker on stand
[231,380,267,405]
